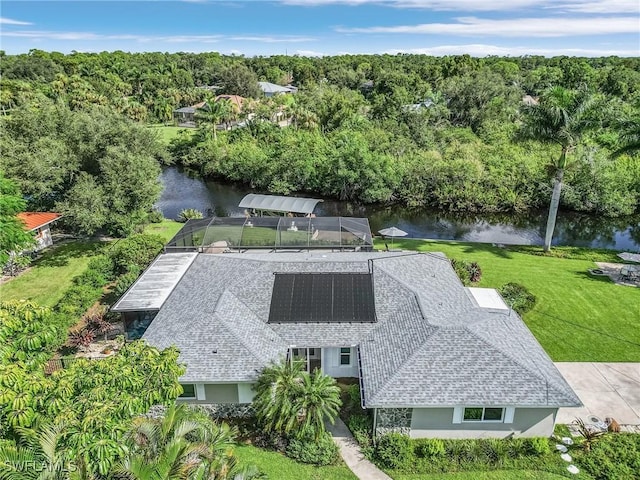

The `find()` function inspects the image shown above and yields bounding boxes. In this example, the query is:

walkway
[327,417,392,480]
[555,363,640,428]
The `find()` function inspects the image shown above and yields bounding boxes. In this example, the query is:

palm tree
[294,369,341,440]
[252,359,305,436]
[252,359,341,440]
[0,423,80,480]
[118,403,237,480]
[613,116,640,157]
[195,97,231,141]
[520,87,598,251]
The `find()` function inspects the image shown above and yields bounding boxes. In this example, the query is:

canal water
[156,167,640,251]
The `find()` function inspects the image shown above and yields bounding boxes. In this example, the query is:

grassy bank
[234,444,357,480]
[148,124,194,145]
[375,239,640,362]
[143,219,184,242]
[0,241,106,306]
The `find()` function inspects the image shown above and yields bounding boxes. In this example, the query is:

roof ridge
[464,324,575,402]
[215,290,285,365]
[367,297,440,405]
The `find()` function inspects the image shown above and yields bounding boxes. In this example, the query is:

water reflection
[156,167,640,251]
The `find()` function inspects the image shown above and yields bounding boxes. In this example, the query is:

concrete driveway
[555,363,640,425]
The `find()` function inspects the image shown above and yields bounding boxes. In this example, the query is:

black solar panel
[268,273,376,323]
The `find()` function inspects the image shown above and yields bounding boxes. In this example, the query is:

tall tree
[520,87,598,251]
[0,173,34,265]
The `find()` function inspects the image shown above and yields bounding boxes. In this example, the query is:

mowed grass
[144,220,184,242]
[147,124,195,145]
[234,444,357,480]
[375,239,640,362]
[392,471,574,480]
[0,241,106,306]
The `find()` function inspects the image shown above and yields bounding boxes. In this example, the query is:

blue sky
[1,0,639,57]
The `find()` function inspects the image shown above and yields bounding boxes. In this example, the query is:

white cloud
[0,17,33,25]
[293,49,326,56]
[0,31,314,44]
[230,35,315,43]
[336,16,640,37]
[383,43,640,57]
[280,0,639,13]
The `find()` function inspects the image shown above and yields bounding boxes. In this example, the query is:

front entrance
[291,347,322,373]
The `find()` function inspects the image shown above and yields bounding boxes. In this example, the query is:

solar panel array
[268,273,376,323]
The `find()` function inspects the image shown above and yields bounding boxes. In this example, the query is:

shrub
[147,210,165,224]
[415,438,446,458]
[342,384,362,414]
[450,259,482,285]
[177,208,203,222]
[68,329,96,348]
[499,282,537,314]
[74,268,107,289]
[115,271,141,296]
[577,433,640,480]
[56,284,102,317]
[525,437,551,455]
[2,253,31,277]
[375,433,413,470]
[108,234,165,275]
[285,432,339,466]
[86,255,115,281]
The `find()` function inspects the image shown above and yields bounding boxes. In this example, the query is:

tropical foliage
[253,359,341,441]
[0,174,34,266]
[0,308,185,476]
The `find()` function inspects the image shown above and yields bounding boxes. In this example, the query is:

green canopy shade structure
[165,216,373,252]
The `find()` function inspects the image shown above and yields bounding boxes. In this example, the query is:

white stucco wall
[409,407,557,439]
[322,347,359,378]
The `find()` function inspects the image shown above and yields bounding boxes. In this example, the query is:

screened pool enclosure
[166,217,373,252]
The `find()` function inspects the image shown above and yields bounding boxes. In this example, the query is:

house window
[340,347,351,366]
[463,407,504,422]
[179,384,196,399]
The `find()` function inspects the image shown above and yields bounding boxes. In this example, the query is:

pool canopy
[166,216,373,252]
[238,194,323,215]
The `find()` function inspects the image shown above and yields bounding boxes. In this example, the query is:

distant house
[17,212,61,251]
[113,244,580,438]
[173,96,246,128]
[522,95,539,106]
[173,101,206,127]
[215,94,245,113]
[258,81,295,97]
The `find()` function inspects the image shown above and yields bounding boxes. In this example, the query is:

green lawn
[234,444,357,480]
[392,471,575,480]
[0,241,106,307]
[147,124,195,145]
[144,220,184,242]
[375,239,640,362]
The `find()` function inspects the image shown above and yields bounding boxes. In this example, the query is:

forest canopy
[1,50,639,224]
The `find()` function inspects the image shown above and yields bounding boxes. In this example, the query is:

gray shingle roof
[141,252,580,407]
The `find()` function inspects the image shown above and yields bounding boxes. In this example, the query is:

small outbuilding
[17,212,61,251]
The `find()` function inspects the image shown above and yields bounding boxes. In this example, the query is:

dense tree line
[0,105,164,235]
[1,50,639,221]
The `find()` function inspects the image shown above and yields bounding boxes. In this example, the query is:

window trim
[339,347,351,366]
[179,383,197,400]
[462,407,505,423]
